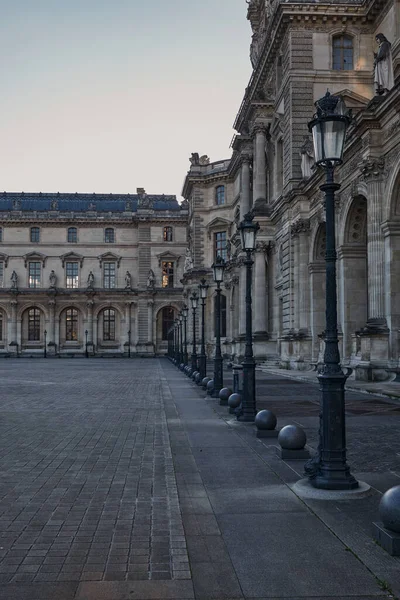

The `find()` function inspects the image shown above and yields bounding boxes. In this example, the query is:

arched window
[103,309,116,341]
[162,307,175,340]
[68,227,77,243]
[216,185,225,205]
[105,228,115,243]
[28,308,41,341]
[333,35,353,70]
[163,226,173,242]
[66,308,78,341]
[214,294,227,338]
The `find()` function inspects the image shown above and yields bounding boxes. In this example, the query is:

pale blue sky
[0,0,251,198]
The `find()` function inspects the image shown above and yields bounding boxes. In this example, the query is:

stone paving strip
[0,359,192,599]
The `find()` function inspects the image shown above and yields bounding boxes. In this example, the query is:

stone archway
[155,305,177,355]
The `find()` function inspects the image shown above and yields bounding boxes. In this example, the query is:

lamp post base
[213,356,223,398]
[198,354,206,380]
[237,359,256,421]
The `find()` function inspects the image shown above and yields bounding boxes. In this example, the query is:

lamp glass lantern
[238,213,260,252]
[308,91,351,167]
[212,255,226,283]
[199,279,209,299]
[182,305,188,318]
[190,292,198,309]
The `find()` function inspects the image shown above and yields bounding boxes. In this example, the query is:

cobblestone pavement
[0,359,189,596]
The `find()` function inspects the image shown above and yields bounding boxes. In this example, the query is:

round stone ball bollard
[255,410,278,438]
[201,377,211,389]
[195,372,202,384]
[206,379,214,395]
[372,486,400,556]
[277,424,309,459]
[192,371,199,381]
[228,392,242,415]
[219,387,233,407]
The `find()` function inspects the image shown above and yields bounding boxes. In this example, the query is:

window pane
[66,262,79,289]
[104,262,116,289]
[215,231,227,261]
[162,262,174,288]
[103,308,116,341]
[66,308,78,341]
[29,262,41,288]
[68,228,77,243]
[105,228,115,243]
[30,227,40,242]
[28,308,40,341]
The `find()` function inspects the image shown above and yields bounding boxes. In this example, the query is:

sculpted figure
[300,137,315,179]
[125,271,132,288]
[184,248,194,273]
[374,33,394,96]
[147,269,155,289]
[87,271,95,287]
[10,270,18,288]
[49,270,57,287]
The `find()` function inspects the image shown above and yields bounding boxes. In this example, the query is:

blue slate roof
[0,193,182,212]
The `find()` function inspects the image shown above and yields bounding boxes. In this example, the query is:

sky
[0,0,251,200]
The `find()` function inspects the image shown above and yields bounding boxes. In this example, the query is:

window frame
[65,262,79,289]
[28,308,41,341]
[67,227,78,243]
[104,228,115,243]
[215,185,225,206]
[161,261,174,288]
[332,34,354,71]
[65,308,78,341]
[28,261,41,289]
[103,262,116,289]
[103,308,116,341]
[163,226,173,242]
[30,227,40,243]
[214,231,227,261]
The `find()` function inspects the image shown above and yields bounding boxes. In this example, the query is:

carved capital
[291,218,310,237]
[240,153,252,166]
[252,122,267,137]
[361,158,385,181]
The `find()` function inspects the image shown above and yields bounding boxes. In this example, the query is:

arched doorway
[156,306,176,355]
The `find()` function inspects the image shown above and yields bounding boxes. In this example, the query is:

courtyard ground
[0,358,399,599]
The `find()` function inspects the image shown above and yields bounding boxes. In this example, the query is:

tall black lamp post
[182,305,189,366]
[237,213,259,421]
[85,329,88,358]
[128,329,131,358]
[211,255,226,398]
[305,91,358,490]
[190,292,198,371]
[198,279,209,380]
[174,320,179,363]
[179,313,184,366]
[44,329,47,359]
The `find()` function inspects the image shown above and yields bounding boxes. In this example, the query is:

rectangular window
[0,228,3,242]
[66,308,78,341]
[66,262,79,289]
[162,262,174,288]
[28,262,41,288]
[68,227,77,243]
[103,309,116,341]
[30,227,40,243]
[215,231,227,261]
[216,185,225,205]
[28,308,41,341]
[105,228,115,243]
[0,262,4,288]
[103,262,116,289]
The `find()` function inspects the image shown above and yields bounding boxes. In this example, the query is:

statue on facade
[87,271,95,288]
[184,248,194,273]
[125,271,132,289]
[49,270,57,288]
[190,153,200,166]
[146,269,155,290]
[10,270,18,289]
[300,137,315,179]
[374,33,394,96]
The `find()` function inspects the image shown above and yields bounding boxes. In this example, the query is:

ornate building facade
[182,0,400,380]
[0,191,188,357]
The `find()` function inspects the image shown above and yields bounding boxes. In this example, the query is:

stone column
[240,154,252,219]
[253,245,268,336]
[48,299,56,354]
[291,219,310,333]
[86,300,94,343]
[253,125,267,206]
[10,299,18,354]
[147,300,154,345]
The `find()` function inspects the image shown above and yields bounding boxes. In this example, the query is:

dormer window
[216,185,225,205]
[333,35,353,70]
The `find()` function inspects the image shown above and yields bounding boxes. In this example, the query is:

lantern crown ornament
[308,91,352,168]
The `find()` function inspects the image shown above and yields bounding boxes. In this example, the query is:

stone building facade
[0,191,188,357]
[182,0,400,380]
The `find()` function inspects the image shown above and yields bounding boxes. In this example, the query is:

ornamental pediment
[23,252,47,267]
[157,251,181,267]
[60,251,84,267]
[97,252,122,268]
[206,217,232,239]
[334,89,370,112]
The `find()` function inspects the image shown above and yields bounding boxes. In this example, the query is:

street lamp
[182,305,189,366]
[128,329,131,358]
[44,329,47,359]
[211,255,226,397]
[305,91,358,490]
[85,330,88,358]
[237,212,260,421]
[190,292,199,371]
[174,320,179,363]
[179,313,184,366]
[198,279,209,380]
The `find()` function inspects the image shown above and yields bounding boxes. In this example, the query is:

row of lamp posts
[169,92,357,492]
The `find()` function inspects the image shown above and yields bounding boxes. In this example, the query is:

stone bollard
[201,377,211,389]
[277,425,310,459]
[255,410,279,438]
[373,486,400,555]
[228,393,241,415]
[206,379,214,396]
[219,387,233,407]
